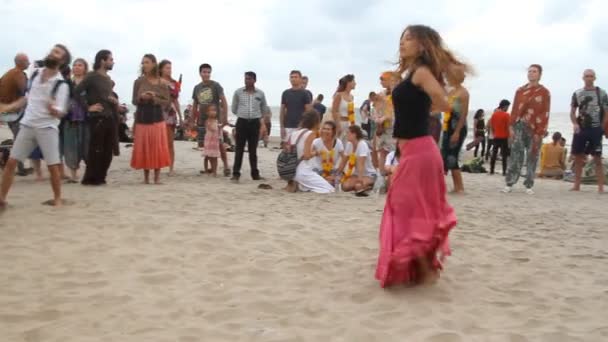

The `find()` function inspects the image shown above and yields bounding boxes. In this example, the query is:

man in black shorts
[569,69,608,193]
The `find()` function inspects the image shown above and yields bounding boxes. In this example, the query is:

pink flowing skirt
[375,136,457,287]
[130,122,171,170]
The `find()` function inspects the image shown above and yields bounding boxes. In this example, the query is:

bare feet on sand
[41,199,70,207]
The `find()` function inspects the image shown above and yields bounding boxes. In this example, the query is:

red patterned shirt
[510,84,551,136]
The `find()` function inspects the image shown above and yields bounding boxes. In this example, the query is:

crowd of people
[1,25,607,288]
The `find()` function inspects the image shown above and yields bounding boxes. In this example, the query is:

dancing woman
[375,25,466,287]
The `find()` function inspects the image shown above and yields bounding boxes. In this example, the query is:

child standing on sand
[202,104,221,176]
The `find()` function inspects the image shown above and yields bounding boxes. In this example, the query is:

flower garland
[442,96,456,132]
[347,101,355,126]
[341,153,357,183]
[320,149,335,178]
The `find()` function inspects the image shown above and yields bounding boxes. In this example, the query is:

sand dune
[0,127,607,341]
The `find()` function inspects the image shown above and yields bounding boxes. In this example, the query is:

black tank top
[392,70,431,139]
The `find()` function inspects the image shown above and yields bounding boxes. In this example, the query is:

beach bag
[277,130,308,181]
[461,157,487,173]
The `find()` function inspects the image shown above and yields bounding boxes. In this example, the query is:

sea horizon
[124,105,600,148]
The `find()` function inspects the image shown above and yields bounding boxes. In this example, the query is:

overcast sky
[1,0,606,116]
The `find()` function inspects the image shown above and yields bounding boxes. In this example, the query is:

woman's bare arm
[412,66,449,113]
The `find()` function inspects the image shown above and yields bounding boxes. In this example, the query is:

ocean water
[128,105,603,148]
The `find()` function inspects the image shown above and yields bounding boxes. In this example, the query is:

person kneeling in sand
[538,132,566,179]
[337,125,377,196]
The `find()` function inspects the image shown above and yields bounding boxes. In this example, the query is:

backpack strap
[51,79,69,98]
[596,87,605,123]
[293,129,308,146]
[27,69,40,93]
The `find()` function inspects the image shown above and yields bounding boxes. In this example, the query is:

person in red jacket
[489,99,511,175]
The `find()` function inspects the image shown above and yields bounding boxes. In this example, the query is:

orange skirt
[130,122,170,170]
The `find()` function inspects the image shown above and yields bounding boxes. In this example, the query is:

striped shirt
[231,87,268,120]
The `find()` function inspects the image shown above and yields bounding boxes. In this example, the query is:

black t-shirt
[281,88,312,128]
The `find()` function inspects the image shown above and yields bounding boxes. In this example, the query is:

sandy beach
[0,127,607,342]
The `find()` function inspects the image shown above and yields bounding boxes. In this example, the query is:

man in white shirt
[0,44,72,208]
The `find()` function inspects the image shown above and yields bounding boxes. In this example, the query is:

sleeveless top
[475,117,485,135]
[392,70,431,139]
[443,96,464,133]
[338,95,350,118]
[290,129,313,158]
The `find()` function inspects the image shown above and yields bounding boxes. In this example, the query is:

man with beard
[0,44,72,208]
[73,50,117,186]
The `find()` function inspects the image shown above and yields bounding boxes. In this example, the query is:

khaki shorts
[376,131,395,152]
[11,125,61,165]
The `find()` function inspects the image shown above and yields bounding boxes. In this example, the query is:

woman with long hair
[338,125,377,195]
[375,25,464,287]
[159,60,182,176]
[472,109,486,158]
[130,54,171,184]
[331,74,356,144]
[441,63,469,193]
[288,110,334,193]
[62,58,89,183]
[312,121,345,184]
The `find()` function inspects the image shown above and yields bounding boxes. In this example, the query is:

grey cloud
[539,0,589,24]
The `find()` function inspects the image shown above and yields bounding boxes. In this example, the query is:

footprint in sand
[507,333,530,342]
[138,273,177,285]
[350,291,373,304]
[41,199,74,206]
[425,332,463,342]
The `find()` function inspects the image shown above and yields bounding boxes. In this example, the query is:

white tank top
[338,97,349,118]
[290,129,313,158]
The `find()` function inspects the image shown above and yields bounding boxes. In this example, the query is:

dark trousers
[232,118,261,178]
[485,138,494,161]
[490,138,509,175]
[82,116,115,185]
[473,135,485,158]
[361,122,372,140]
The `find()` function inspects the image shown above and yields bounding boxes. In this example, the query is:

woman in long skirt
[375,25,468,287]
[62,58,89,182]
[130,54,171,184]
